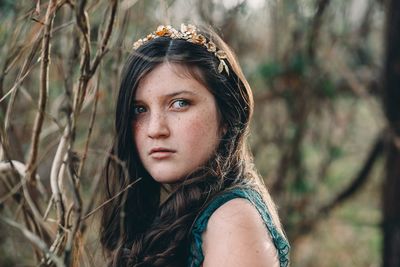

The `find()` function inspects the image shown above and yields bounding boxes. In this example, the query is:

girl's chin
[151,173,186,184]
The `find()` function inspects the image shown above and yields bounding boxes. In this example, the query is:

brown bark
[308,0,331,60]
[382,0,400,266]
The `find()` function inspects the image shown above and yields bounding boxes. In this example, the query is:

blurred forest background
[0,0,399,266]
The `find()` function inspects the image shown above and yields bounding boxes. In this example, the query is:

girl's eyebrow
[134,90,198,103]
[165,90,198,98]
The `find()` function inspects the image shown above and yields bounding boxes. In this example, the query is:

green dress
[188,187,290,267]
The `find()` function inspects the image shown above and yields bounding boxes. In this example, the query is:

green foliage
[259,61,282,81]
[320,78,336,99]
[292,177,314,194]
[289,52,309,75]
[329,145,344,160]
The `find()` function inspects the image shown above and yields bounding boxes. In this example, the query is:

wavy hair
[100,27,283,267]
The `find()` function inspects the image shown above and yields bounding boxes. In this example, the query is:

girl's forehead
[144,62,205,84]
[171,62,206,82]
[134,63,212,101]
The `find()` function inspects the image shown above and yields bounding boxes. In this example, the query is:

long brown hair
[100,26,283,267]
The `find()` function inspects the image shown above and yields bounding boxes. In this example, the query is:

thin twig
[1,217,65,267]
[26,0,58,183]
[50,128,68,229]
[0,160,50,232]
[77,69,101,179]
[43,195,54,221]
[0,180,23,204]
[0,136,61,205]
[63,166,83,266]
[90,0,118,76]
[3,29,43,127]
[80,150,112,234]
[74,0,91,113]
[82,178,142,221]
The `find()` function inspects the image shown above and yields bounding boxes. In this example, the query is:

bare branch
[1,217,64,267]
[90,0,118,75]
[63,160,82,266]
[322,132,385,212]
[293,132,385,238]
[76,0,91,75]
[50,128,68,229]
[81,148,131,223]
[77,70,101,179]
[26,0,58,183]
[82,178,142,221]
[3,29,43,127]
[308,0,331,60]
[0,160,51,235]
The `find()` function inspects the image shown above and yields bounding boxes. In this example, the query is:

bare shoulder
[202,198,280,267]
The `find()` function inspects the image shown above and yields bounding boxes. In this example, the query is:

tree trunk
[382,0,400,266]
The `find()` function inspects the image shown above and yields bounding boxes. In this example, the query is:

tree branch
[308,0,331,60]
[1,217,65,267]
[26,0,58,183]
[293,132,385,239]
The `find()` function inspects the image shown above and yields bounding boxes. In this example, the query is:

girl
[100,24,290,267]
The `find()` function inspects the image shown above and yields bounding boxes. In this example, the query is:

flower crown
[132,24,230,75]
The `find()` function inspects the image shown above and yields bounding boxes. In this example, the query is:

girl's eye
[133,105,147,115]
[171,99,190,109]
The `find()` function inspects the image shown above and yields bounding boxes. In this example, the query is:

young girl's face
[132,63,223,184]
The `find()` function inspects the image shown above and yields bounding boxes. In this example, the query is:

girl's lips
[150,151,175,159]
[149,147,176,159]
[149,147,176,155]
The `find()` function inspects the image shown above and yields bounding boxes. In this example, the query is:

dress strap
[188,187,290,267]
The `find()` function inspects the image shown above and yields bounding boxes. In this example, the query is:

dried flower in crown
[132,24,230,75]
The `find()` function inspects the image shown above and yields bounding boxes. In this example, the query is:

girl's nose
[147,112,170,139]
